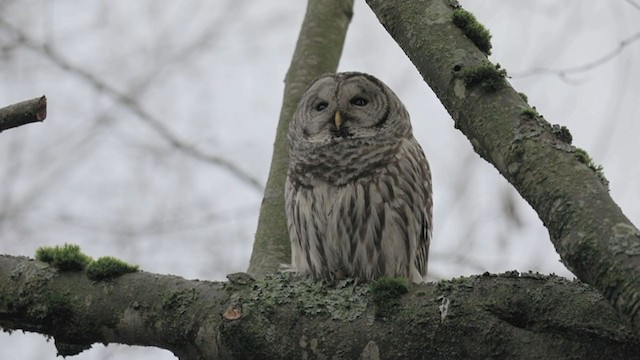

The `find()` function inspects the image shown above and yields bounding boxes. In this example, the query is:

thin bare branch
[512,30,640,80]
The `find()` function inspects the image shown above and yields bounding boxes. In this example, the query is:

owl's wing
[284,176,302,271]
[402,137,432,281]
[414,209,431,279]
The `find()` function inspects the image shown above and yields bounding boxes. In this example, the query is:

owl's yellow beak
[334,111,343,130]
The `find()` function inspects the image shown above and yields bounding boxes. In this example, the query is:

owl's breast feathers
[286,137,431,282]
[288,137,402,189]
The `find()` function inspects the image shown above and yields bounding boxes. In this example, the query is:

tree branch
[1,255,637,359]
[0,255,224,359]
[366,0,640,335]
[248,0,355,276]
[0,96,47,133]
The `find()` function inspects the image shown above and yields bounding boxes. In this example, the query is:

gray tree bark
[0,96,47,133]
[365,0,640,336]
[1,255,638,359]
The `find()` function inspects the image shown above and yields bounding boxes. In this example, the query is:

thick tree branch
[0,96,47,133]
[366,0,640,335]
[0,255,224,359]
[1,255,637,359]
[248,0,354,276]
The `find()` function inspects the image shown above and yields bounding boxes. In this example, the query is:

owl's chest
[296,157,396,189]
[301,178,384,232]
[305,182,353,219]
[291,139,401,187]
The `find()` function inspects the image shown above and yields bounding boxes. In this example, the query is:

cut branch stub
[0,96,47,133]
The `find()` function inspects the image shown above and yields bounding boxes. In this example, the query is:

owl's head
[289,72,412,146]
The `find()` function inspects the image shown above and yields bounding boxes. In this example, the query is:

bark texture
[0,96,47,133]
[249,0,355,276]
[366,0,640,335]
[1,255,637,359]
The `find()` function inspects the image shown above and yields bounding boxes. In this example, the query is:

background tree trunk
[248,0,355,276]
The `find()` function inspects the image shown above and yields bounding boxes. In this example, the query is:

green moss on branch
[521,108,539,119]
[35,244,92,271]
[35,244,139,280]
[452,8,492,55]
[574,148,609,188]
[370,277,409,319]
[462,62,507,91]
[86,256,139,281]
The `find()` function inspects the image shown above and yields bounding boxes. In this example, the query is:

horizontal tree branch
[0,96,47,133]
[0,255,637,359]
[366,0,640,336]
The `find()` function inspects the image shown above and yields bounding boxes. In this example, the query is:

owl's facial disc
[297,74,391,142]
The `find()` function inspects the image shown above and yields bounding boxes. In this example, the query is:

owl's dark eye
[315,102,328,111]
[350,97,368,106]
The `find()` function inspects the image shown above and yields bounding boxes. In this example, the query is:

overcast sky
[1,1,638,358]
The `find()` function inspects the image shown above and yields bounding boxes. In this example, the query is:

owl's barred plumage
[285,72,432,283]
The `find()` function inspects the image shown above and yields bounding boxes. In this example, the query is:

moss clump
[521,108,538,119]
[462,62,507,91]
[452,8,492,55]
[35,244,92,271]
[574,147,609,188]
[552,124,573,144]
[86,256,139,281]
[518,92,529,103]
[370,277,409,319]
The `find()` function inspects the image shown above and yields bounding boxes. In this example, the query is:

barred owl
[285,72,432,283]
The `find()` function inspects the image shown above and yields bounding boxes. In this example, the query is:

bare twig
[512,31,640,80]
[0,96,47,133]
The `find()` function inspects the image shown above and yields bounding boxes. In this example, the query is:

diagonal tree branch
[0,96,47,133]
[247,0,355,276]
[0,255,637,359]
[366,0,640,335]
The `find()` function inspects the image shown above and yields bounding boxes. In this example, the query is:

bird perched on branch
[285,72,432,283]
